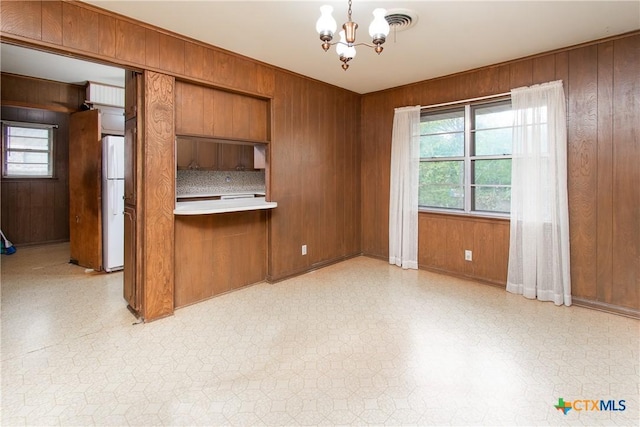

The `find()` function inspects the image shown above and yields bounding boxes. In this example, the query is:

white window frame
[2,121,56,179]
[419,98,512,217]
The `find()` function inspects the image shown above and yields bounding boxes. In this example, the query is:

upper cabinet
[175,81,269,143]
[176,138,255,171]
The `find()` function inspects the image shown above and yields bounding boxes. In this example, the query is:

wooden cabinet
[68,109,102,270]
[217,144,254,171]
[176,138,254,171]
[124,118,137,204]
[123,71,142,316]
[174,211,267,308]
[124,70,138,120]
[123,206,140,311]
[175,81,269,143]
[176,138,218,170]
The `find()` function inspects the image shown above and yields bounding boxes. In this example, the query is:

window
[2,122,55,178]
[419,99,513,215]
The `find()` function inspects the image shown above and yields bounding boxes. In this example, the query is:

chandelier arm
[326,41,380,48]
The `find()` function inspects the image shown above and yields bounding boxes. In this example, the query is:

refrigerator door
[103,179,124,272]
[103,136,125,179]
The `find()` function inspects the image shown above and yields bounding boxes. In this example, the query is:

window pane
[420,133,464,157]
[7,127,49,138]
[474,186,511,213]
[5,163,50,176]
[7,136,50,150]
[473,159,511,185]
[475,103,513,129]
[3,124,53,178]
[7,151,49,164]
[419,161,464,209]
[420,110,464,133]
[475,128,512,156]
[420,109,465,158]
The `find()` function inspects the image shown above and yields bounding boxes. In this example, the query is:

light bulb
[316,5,337,39]
[369,8,390,43]
[336,30,347,57]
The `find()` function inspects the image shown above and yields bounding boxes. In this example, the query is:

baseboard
[266,252,362,283]
[572,297,640,320]
[11,239,69,247]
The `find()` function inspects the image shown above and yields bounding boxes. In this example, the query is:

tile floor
[1,242,638,426]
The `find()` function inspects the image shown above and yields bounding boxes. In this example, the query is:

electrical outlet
[465,250,472,261]
[302,245,307,255]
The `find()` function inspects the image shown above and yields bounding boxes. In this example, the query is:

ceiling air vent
[384,9,418,32]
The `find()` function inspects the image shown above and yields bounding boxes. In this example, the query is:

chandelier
[315,0,390,70]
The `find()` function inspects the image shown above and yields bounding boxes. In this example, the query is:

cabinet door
[218,144,254,170]
[69,109,102,270]
[124,71,139,120]
[176,138,196,169]
[124,118,137,204]
[196,141,218,169]
[123,206,140,312]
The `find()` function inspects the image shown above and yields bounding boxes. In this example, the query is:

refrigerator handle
[109,143,117,179]
[112,181,119,215]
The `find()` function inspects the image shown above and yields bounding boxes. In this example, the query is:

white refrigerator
[102,135,125,272]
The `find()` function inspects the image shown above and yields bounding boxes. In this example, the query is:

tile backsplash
[176,170,266,196]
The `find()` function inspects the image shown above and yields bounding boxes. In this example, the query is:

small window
[2,122,55,178]
[419,99,513,215]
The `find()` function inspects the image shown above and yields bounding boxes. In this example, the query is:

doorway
[1,42,128,283]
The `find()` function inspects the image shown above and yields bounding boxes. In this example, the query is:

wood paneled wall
[175,81,269,142]
[1,73,85,112]
[268,73,361,280]
[419,213,510,286]
[0,0,274,97]
[141,71,175,320]
[174,211,267,308]
[0,73,84,245]
[1,0,362,287]
[361,32,640,313]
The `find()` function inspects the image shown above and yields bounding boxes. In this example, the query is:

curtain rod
[420,91,511,110]
[1,120,58,129]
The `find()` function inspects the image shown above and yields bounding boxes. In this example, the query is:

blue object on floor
[1,230,16,255]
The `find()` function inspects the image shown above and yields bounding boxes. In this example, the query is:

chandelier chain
[347,0,353,21]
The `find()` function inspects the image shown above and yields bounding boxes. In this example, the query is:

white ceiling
[2,1,639,94]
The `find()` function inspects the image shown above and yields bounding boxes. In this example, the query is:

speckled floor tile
[2,243,638,426]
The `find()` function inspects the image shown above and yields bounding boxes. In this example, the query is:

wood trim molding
[572,297,640,320]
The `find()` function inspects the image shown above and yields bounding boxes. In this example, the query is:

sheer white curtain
[389,105,421,269]
[507,80,571,306]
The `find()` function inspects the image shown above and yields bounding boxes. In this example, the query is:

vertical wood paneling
[232,95,251,140]
[532,55,556,84]
[0,0,41,40]
[1,103,71,245]
[175,211,266,308]
[41,0,62,45]
[145,28,160,69]
[62,2,100,53]
[611,35,640,309]
[509,59,533,88]
[567,45,598,299]
[596,41,614,303]
[362,32,639,313]
[1,74,84,111]
[98,14,116,57]
[184,42,205,80]
[158,33,185,75]
[142,71,175,320]
[213,89,234,138]
[115,19,146,64]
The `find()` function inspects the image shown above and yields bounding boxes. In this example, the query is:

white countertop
[174,196,277,215]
